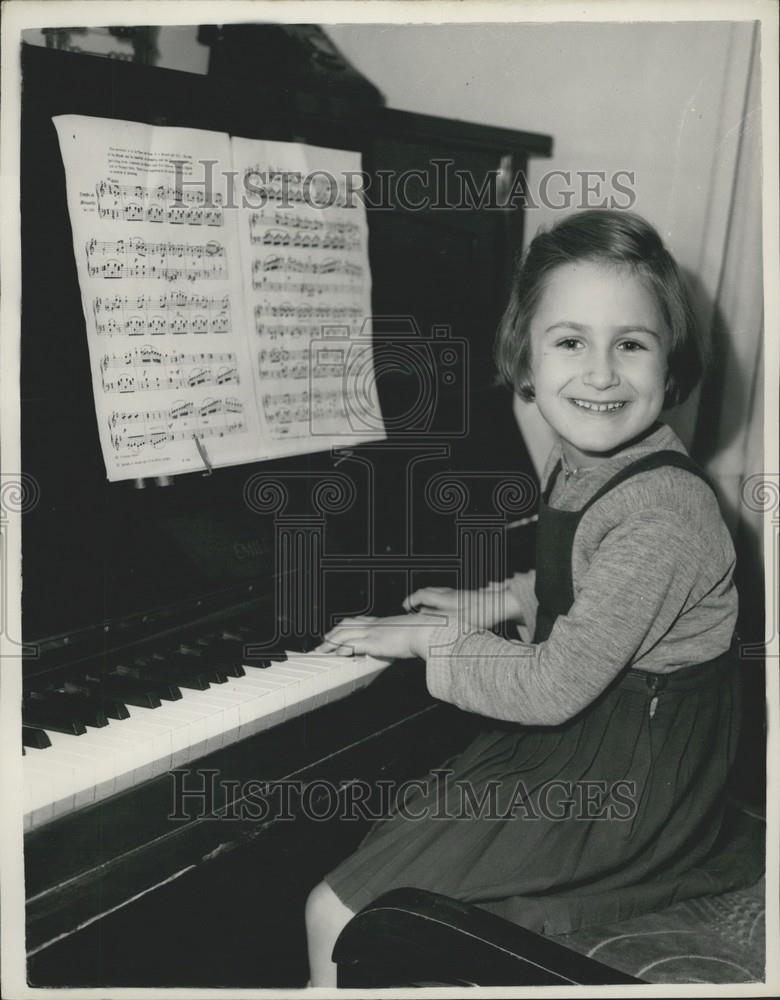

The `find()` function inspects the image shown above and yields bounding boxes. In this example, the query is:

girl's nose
[583,352,619,390]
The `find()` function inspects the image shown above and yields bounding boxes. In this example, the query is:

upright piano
[19,35,551,986]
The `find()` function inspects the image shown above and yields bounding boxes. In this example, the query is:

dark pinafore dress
[325,451,760,934]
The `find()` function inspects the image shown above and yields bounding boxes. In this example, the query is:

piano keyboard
[23,649,389,833]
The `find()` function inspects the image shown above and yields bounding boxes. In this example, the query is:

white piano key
[285,654,356,705]
[225,675,292,736]
[129,699,205,766]
[79,725,156,792]
[23,757,77,819]
[49,728,140,797]
[177,689,235,756]
[44,731,119,803]
[156,698,214,764]
[23,754,55,797]
[270,665,329,714]
[227,674,296,699]
[116,716,180,782]
[23,751,56,828]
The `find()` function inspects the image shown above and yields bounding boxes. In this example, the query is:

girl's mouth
[568,398,628,413]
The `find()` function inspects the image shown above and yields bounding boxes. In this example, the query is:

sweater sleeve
[426,508,710,725]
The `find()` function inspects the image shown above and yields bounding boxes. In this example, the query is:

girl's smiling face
[529,260,670,467]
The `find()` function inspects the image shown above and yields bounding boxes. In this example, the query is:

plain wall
[325,21,758,465]
[326,22,737,273]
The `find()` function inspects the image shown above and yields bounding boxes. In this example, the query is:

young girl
[306,210,759,986]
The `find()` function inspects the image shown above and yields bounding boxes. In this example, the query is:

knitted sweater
[426,424,737,726]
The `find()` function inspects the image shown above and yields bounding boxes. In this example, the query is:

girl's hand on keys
[403,583,519,630]
[314,613,442,660]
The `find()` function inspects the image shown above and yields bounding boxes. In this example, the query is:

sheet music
[54,115,260,480]
[54,116,385,481]
[232,136,383,456]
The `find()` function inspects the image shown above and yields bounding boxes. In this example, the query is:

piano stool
[334,806,766,987]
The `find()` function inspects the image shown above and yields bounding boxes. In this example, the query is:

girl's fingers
[329,615,378,629]
[320,623,369,650]
[314,636,358,655]
[322,618,371,641]
[404,588,447,612]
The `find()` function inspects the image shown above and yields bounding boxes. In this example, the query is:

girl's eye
[617,340,648,352]
[556,338,582,350]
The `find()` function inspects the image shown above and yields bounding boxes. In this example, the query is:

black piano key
[22,726,51,749]
[179,640,246,677]
[40,691,110,728]
[295,635,318,653]
[89,695,130,721]
[204,656,246,678]
[23,692,102,731]
[129,656,211,692]
[22,700,87,736]
[218,627,279,650]
[62,683,131,720]
[219,626,255,642]
[162,650,229,685]
[234,623,315,654]
[153,652,221,687]
[218,630,288,666]
[244,658,274,670]
[221,662,246,677]
[85,672,170,706]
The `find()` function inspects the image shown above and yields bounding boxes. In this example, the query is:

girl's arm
[425,508,730,726]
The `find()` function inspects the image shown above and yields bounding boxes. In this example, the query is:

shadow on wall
[688,270,752,474]
[685,267,766,810]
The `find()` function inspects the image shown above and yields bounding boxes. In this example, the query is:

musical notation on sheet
[260,388,345,426]
[254,302,363,322]
[257,345,342,382]
[108,397,246,452]
[100,346,239,394]
[248,210,361,250]
[55,115,260,478]
[55,115,383,477]
[233,137,380,445]
[252,255,363,279]
[92,293,231,336]
[96,179,224,226]
[86,238,227,282]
